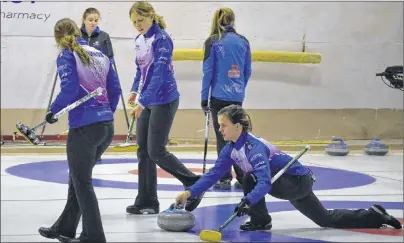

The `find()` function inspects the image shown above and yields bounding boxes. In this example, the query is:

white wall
[1,1,403,109]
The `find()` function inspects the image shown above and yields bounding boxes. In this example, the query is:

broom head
[15,122,40,145]
[112,142,139,152]
[199,229,222,242]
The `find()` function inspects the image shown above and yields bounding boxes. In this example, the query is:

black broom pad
[15,122,40,145]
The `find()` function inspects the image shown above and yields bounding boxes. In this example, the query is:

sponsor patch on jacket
[253,160,266,171]
[228,64,240,78]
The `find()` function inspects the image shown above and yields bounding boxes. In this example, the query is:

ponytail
[209,8,235,40]
[54,18,91,66]
[58,35,91,66]
[244,113,252,132]
[154,14,166,29]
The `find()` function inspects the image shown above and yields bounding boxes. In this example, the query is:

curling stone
[364,138,389,156]
[157,203,195,232]
[325,137,350,156]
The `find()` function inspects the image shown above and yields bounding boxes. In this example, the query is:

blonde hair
[81,7,101,25]
[54,18,91,66]
[129,1,166,29]
[209,8,235,40]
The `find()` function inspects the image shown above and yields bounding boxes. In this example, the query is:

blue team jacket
[201,26,252,103]
[130,23,180,108]
[50,37,122,129]
[186,132,309,205]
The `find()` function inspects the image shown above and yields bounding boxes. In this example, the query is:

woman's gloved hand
[175,190,191,208]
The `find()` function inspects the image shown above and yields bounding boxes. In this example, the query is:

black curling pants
[134,98,200,207]
[210,97,245,183]
[243,172,386,228]
[51,120,114,243]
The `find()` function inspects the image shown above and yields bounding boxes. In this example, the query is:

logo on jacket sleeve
[246,141,253,150]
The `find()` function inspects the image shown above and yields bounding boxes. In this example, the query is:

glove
[201,100,210,113]
[234,199,251,217]
[45,111,58,124]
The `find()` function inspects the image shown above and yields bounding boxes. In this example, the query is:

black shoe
[240,221,272,231]
[126,204,160,214]
[57,235,105,243]
[57,236,78,243]
[213,180,232,190]
[38,227,59,239]
[371,204,402,229]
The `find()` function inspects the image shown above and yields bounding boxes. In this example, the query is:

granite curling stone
[325,137,350,156]
[364,138,389,156]
[157,203,195,232]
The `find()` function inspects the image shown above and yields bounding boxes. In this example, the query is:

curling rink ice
[1,151,403,242]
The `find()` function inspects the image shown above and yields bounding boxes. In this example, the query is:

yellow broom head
[199,230,222,242]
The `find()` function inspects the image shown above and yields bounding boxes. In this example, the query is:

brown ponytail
[54,18,91,66]
[58,35,91,66]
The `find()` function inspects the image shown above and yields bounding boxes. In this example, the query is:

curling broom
[112,101,138,152]
[202,111,210,174]
[199,144,311,242]
[15,87,103,145]
[112,116,138,152]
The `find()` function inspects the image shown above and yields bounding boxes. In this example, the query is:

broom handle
[40,71,59,136]
[218,212,239,232]
[202,111,210,174]
[113,62,130,129]
[217,145,311,233]
[31,87,103,132]
[125,117,136,143]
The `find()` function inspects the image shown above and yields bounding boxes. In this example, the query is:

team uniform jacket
[81,26,115,63]
[130,23,180,108]
[50,37,122,129]
[201,26,252,103]
[186,131,310,205]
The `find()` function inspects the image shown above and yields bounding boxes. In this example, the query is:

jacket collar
[213,25,236,35]
[81,25,100,37]
[224,25,236,33]
[76,36,87,45]
[144,22,160,39]
[233,131,248,150]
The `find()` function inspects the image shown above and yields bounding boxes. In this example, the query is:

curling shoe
[371,204,402,229]
[126,204,160,215]
[240,221,272,231]
[38,227,59,239]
